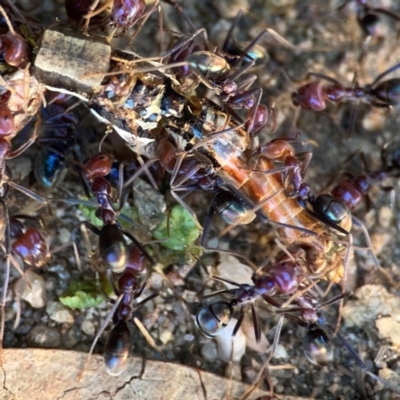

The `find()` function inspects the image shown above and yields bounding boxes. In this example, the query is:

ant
[291,62,400,112]
[79,152,153,275]
[162,29,275,137]
[196,265,400,394]
[338,0,400,38]
[34,92,79,189]
[66,0,159,39]
[77,241,158,378]
[0,4,29,70]
[0,114,49,361]
[196,248,318,343]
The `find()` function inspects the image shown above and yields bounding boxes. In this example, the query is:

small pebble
[15,271,46,309]
[274,344,288,359]
[82,320,95,336]
[133,178,166,229]
[62,326,81,348]
[376,317,400,347]
[160,329,173,344]
[46,301,74,324]
[213,0,249,18]
[27,324,61,348]
[342,285,400,327]
[371,232,391,256]
[57,227,71,244]
[378,206,393,228]
[150,272,163,290]
[216,318,246,362]
[217,255,253,288]
[201,341,218,362]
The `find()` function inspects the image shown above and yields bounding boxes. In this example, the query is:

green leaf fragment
[153,205,200,251]
[60,281,106,310]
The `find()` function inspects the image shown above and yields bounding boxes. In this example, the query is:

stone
[46,301,74,324]
[217,255,254,288]
[133,178,166,229]
[201,341,218,362]
[81,320,95,336]
[342,285,400,328]
[27,325,61,348]
[14,271,46,309]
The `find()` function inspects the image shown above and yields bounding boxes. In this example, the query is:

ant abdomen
[303,324,333,366]
[372,78,400,106]
[214,192,254,225]
[103,322,131,376]
[0,32,29,68]
[186,51,230,79]
[195,301,233,338]
[312,194,352,232]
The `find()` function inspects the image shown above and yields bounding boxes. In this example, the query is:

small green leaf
[60,281,106,310]
[153,205,200,251]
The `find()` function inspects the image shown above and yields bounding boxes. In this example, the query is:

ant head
[82,153,114,181]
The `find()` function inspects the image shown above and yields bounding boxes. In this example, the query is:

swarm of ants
[1,0,400,399]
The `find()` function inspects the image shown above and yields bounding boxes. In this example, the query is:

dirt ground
[2,1,400,399]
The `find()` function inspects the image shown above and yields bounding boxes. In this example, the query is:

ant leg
[371,62,400,86]
[251,303,261,342]
[352,216,379,269]
[239,315,287,400]
[307,72,341,85]
[0,199,11,366]
[222,183,318,236]
[6,181,47,205]
[197,289,234,300]
[76,293,124,382]
[170,188,203,230]
[133,317,166,360]
[0,4,15,35]
[122,158,159,189]
[49,241,81,271]
[80,222,101,259]
[161,0,198,32]
[334,233,353,334]
[200,193,217,248]
[330,327,400,393]
[210,274,243,288]
[128,0,160,43]
[0,243,28,287]
[222,10,243,52]
[161,28,207,59]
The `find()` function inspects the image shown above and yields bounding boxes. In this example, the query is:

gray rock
[201,341,218,362]
[27,324,61,348]
[133,178,166,229]
[46,301,74,324]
